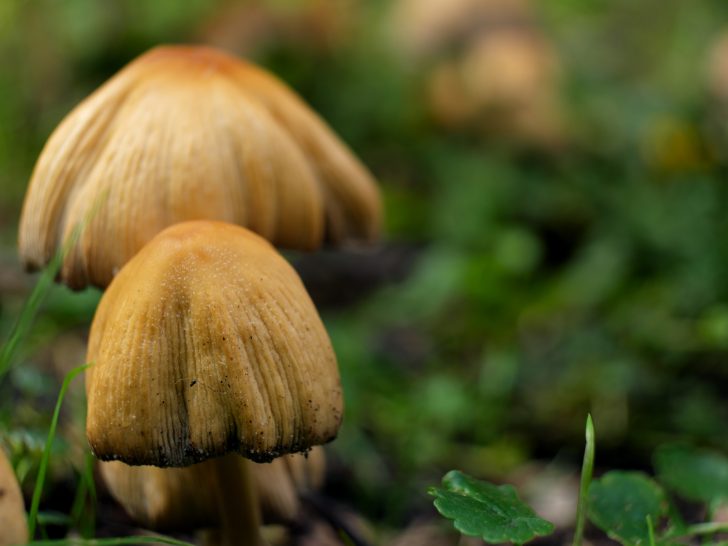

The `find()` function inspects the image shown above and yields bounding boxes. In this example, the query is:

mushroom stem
[202,454,268,546]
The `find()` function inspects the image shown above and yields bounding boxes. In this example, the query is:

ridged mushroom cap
[85,221,342,466]
[99,447,326,530]
[19,44,381,290]
[0,448,28,546]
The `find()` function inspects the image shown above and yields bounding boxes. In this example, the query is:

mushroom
[389,0,564,148]
[389,0,533,61]
[708,31,728,106]
[198,0,359,57]
[427,30,563,145]
[85,220,342,545]
[99,447,326,531]
[0,447,28,546]
[19,44,381,290]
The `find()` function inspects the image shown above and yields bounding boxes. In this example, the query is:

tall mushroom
[19,44,381,290]
[85,220,343,545]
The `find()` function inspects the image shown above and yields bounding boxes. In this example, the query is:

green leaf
[654,444,728,504]
[588,471,668,546]
[429,470,555,544]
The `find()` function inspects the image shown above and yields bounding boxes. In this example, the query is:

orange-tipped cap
[19,45,381,289]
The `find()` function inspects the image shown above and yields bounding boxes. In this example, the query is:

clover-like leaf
[429,470,555,544]
[588,471,668,546]
[654,444,728,504]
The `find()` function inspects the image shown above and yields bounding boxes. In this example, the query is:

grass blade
[0,221,83,381]
[646,515,656,546]
[572,414,595,546]
[70,451,97,537]
[1,188,108,382]
[28,363,90,539]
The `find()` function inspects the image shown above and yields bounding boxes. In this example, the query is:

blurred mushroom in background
[389,0,565,150]
[707,31,728,107]
[198,0,361,58]
[705,30,728,164]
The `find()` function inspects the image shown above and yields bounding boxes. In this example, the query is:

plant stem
[572,414,595,546]
[670,521,728,539]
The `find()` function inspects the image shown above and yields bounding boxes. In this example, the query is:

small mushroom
[428,31,563,145]
[198,0,359,57]
[708,31,728,106]
[86,220,342,545]
[19,44,381,290]
[390,0,564,148]
[389,0,533,61]
[0,447,28,546]
[86,221,341,465]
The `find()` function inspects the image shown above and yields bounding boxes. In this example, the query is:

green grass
[573,414,596,546]
[0,220,85,381]
[27,363,90,539]
[70,452,97,537]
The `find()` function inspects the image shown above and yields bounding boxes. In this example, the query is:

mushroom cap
[99,447,326,530]
[85,221,342,466]
[0,448,28,546]
[19,44,381,290]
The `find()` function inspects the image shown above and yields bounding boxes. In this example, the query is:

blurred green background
[2,0,728,541]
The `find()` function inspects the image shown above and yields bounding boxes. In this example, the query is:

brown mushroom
[19,44,381,290]
[0,447,28,546]
[85,220,342,545]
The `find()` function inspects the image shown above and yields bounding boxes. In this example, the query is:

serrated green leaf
[429,470,555,544]
[654,444,728,504]
[588,471,668,546]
